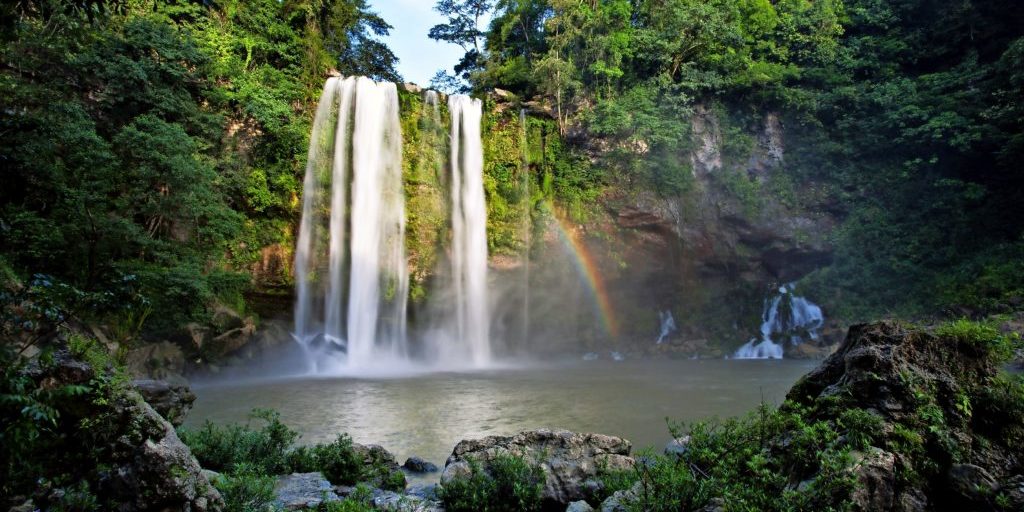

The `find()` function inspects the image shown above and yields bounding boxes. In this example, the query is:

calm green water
[185,359,815,478]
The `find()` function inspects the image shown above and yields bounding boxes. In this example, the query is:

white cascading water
[656,310,677,344]
[292,76,408,371]
[448,95,490,366]
[734,284,824,359]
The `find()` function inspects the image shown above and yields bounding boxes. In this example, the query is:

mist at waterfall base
[734,284,825,360]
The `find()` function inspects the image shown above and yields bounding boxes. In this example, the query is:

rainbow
[548,208,619,338]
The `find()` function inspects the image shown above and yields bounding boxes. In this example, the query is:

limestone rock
[274,472,339,510]
[133,378,196,427]
[103,399,223,511]
[442,429,634,507]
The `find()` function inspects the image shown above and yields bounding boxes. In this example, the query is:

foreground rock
[25,350,222,511]
[786,321,1024,511]
[274,472,339,510]
[133,378,196,426]
[442,429,634,507]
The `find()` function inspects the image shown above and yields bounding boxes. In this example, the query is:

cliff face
[240,89,841,355]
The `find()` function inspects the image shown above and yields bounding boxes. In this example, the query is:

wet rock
[133,378,196,427]
[566,500,594,512]
[402,456,438,473]
[125,341,185,379]
[443,429,634,507]
[849,449,896,511]
[274,472,339,510]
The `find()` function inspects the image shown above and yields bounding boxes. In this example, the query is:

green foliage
[936,318,1019,363]
[179,409,298,475]
[606,403,861,511]
[1,0,402,336]
[212,465,278,512]
[438,453,545,512]
[288,434,364,486]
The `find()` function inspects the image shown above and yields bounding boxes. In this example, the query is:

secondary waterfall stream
[293,77,490,372]
[735,284,824,359]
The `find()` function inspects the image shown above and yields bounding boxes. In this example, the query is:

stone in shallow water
[403,456,439,473]
[274,472,339,510]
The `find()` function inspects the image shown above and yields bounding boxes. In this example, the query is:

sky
[368,0,467,86]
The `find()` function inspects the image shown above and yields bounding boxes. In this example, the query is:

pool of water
[185,358,816,481]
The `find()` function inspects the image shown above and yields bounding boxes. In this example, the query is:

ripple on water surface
[185,358,816,481]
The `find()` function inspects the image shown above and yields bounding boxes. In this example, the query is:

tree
[429,0,493,81]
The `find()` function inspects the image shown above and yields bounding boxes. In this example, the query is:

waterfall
[292,76,408,371]
[734,284,824,359]
[448,95,490,366]
[656,310,677,344]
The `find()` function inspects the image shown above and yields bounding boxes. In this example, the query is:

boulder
[274,472,339,511]
[402,456,439,473]
[785,342,831,360]
[354,444,406,490]
[442,429,634,507]
[125,341,185,379]
[105,406,222,512]
[28,350,221,511]
[133,378,196,427]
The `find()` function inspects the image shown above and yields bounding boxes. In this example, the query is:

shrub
[287,434,363,486]
[178,409,297,475]
[212,464,277,512]
[438,453,544,512]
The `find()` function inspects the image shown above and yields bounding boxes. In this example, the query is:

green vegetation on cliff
[0,0,400,334]
[441,0,1024,324]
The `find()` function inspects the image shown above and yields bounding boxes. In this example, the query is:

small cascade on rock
[520,108,531,347]
[447,95,490,366]
[656,310,677,344]
[292,76,408,371]
[734,284,824,359]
